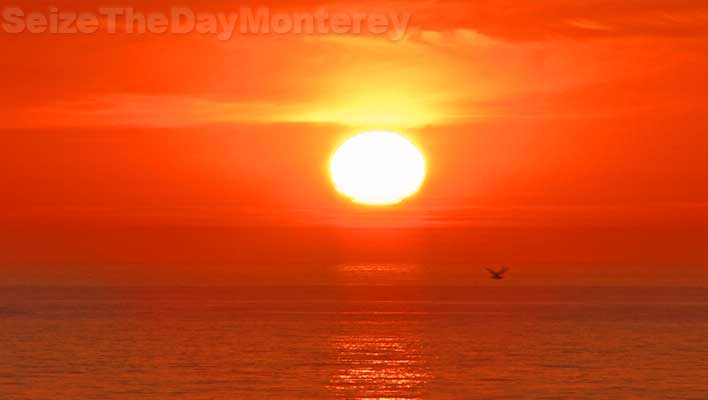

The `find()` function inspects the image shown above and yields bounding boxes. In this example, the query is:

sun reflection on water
[336,263,421,286]
[327,324,430,399]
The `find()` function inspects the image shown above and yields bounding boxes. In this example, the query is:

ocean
[1,286,707,399]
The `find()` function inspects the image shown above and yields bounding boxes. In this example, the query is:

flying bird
[487,267,509,280]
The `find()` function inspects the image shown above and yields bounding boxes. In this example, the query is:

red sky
[2,0,708,286]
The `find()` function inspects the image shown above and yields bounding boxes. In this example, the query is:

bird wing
[486,268,498,275]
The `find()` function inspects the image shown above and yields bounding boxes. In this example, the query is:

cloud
[408,0,708,40]
[2,0,708,129]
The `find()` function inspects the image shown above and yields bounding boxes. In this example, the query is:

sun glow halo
[330,131,426,206]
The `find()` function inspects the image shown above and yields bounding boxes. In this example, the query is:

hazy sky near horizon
[1,0,708,285]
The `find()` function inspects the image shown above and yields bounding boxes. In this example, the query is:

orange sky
[2,0,708,286]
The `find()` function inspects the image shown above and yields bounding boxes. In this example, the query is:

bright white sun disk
[330,131,426,205]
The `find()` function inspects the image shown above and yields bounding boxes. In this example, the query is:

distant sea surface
[1,286,708,399]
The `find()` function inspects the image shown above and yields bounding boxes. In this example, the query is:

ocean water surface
[1,285,707,399]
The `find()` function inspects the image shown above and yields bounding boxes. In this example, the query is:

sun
[330,131,427,206]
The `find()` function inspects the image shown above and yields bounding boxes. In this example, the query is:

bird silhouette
[486,267,509,280]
